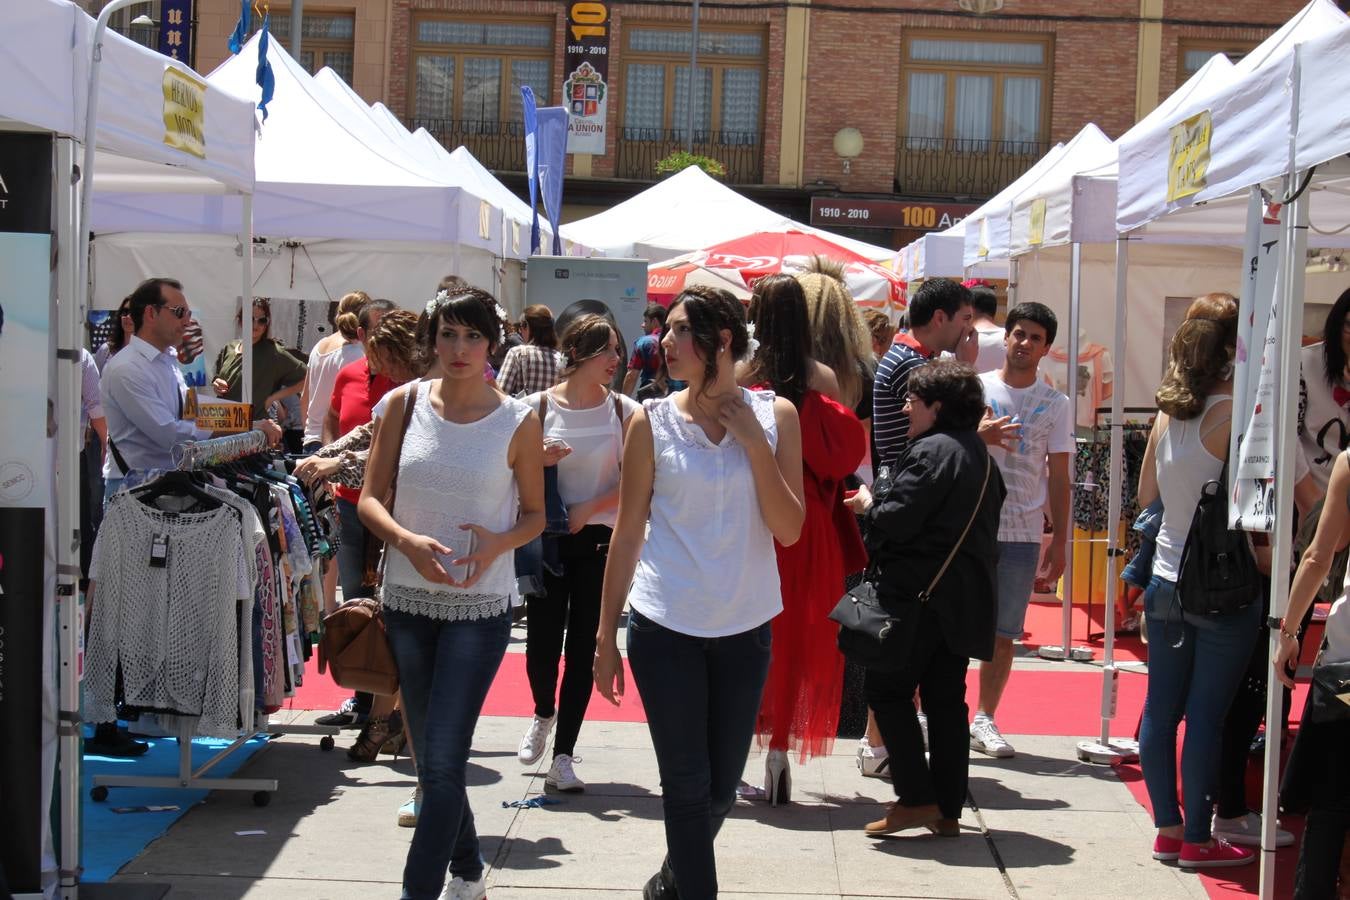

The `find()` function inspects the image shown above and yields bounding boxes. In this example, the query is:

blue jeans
[335,497,371,602]
[384,606,512,900]
[995,541,1041,640]
[627,610,772,900]
[1138,576,1261,843]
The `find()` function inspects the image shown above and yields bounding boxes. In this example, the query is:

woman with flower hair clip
[359,288,546,900]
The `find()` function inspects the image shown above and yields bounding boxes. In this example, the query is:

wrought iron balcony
[410,118,528,173]
[615,128,764,184]
[895,137,1048,199]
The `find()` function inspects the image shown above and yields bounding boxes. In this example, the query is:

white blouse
[525,389,639,529]
[628,388,783,637]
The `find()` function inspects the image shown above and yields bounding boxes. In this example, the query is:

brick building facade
[124,0,1320,244]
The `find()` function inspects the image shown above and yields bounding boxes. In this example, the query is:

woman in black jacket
[852,358,1004,837]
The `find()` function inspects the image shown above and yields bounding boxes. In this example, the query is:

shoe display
[1152,834,1183,861]
[545,753,585,793]
[970,716,1015,758]
[518,714,556,765]
[857,741,890,779]
[1178,838,1256,869]
[764,749,791,806]
[1211,811,1295,848]
[397,787,421,828]
[438,874,487,900]
[347,716,392,763]
[865,801,942,837]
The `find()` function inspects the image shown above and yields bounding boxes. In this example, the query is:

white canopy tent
[1108,4,1350,894]
[2,1,258,896]
[895,221,1008,284]
[960,142,1070,274]
[91,35,541,357]
[558,165,896,262]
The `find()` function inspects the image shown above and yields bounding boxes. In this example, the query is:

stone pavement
[109,708,1215,900]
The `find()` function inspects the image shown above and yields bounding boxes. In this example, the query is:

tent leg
[1040,242,1092,662]
[1078,236,1139,765]
[240,194,254,416]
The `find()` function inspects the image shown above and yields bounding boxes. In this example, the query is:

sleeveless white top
[303,340,365,445]
[525,389,640,529]
[628,388,784,637]
[1153,394,1230,582]
[381,382,533,621]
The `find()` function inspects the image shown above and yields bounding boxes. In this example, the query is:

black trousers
[1296,808,1350,900]
[864,606,971,820]
[525,525,610,758]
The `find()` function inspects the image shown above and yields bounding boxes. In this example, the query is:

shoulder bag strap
[383,381,420,512]
[918,452,993,602]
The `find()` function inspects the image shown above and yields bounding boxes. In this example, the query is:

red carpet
[1020,598,1147,663]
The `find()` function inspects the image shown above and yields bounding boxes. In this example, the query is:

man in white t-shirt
[970,302,1072,759]
[969,282,1006,374]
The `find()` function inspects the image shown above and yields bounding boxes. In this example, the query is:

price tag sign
[1028,198,1047,246]
[1167,110,1212,202]
[194,401,252,433]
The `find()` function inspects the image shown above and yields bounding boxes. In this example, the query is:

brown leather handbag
[319,383,419,695]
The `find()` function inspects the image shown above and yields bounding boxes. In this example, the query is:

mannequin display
[1043,331,1113,429]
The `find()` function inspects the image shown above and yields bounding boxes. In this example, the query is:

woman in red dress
[740,274,867,805]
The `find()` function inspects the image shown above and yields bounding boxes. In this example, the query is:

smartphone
[436,529,477,584]
[543,437,571,453]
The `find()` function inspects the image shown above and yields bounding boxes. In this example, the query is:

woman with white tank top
[359,288,545,900]
[1136,293,1262,870]
[594,286,805,900]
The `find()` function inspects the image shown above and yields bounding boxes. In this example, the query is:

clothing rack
[91,441,339,809]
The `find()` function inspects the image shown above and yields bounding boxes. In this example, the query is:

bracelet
[1279,625,1299,642]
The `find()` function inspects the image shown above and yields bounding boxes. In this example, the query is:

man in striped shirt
[873,278,978,470]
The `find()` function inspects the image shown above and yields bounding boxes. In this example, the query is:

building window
[253,11,356,82]
[1177,39,1256,80]
[899,33,1051,152]
[621,27,765,145]
[410,19,553,127]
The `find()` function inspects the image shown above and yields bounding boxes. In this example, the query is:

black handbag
[829,453,992,672]
[1309,641,1350,724]
[1175,457,1259,616]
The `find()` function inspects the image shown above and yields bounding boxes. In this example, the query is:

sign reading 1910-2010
[564,2,609,155]
[809,197,979,232]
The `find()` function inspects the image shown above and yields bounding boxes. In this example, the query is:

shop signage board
[158,0,195,64]
[564,1,609,155]
[0,130,54,896]
[809,197,978,232]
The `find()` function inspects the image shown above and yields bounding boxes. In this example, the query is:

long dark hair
[1322,287,1350,387]
[745,274,812,408]
[669,285,747,398]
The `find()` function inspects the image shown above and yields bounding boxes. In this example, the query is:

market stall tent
[559,165,895,262]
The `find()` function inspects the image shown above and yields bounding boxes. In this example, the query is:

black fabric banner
[0,506,47,893]
[0,132,54,235]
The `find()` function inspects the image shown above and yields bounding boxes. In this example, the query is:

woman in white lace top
[359,288,545,900]
[593,285,805,899]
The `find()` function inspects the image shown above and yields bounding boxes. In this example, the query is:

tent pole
[1261,47,1307,900]
[1078,235,1140,764]
[54,135,83,900]
[1040,242,1082,661]
[241,194,254,419]
[1006,256,1019,308]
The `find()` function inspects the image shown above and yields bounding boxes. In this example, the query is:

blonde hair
[559,313,617,377]
[1155,292,1238,420]
[797,263,875,409]
[862,308,896,354]
[334,291,370,341]
[366,309,426,380]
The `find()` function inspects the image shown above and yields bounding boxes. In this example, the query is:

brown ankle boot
[865,802,942,836]
[347,716,390,762]
[926,818,961,837]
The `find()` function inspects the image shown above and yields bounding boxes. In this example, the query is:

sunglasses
[253,316,270,326]
[157,304,191,319]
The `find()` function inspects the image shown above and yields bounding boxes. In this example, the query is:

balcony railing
[411,118,528,173]
[895,137,1048,199]
[615,128,764,184]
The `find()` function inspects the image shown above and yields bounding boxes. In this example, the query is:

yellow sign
[1166,110,1212,202]
[162,67,207,160]
[195,400,252,434]
[976,218,989,258]
[1028,198,1047,246]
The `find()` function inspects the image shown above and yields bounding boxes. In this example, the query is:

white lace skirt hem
[379,582,510,622]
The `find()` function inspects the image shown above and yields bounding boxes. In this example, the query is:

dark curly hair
[416,288,504,366]
[745,274,812,408]
[907,359,986,432]
[669,284,748,397]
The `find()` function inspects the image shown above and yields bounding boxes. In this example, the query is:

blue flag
[521,86,542,255]
[227,0,250,54]
[521,87,568,256]
[256,15,275,121]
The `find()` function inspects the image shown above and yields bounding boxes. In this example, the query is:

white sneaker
[857,741,891,779]
[970,717,1015,758]
[545,753,585,792]
[917,712,930,752]
[517,714,555,765]
[438,874,487,900]
[1212,811,1295,848]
